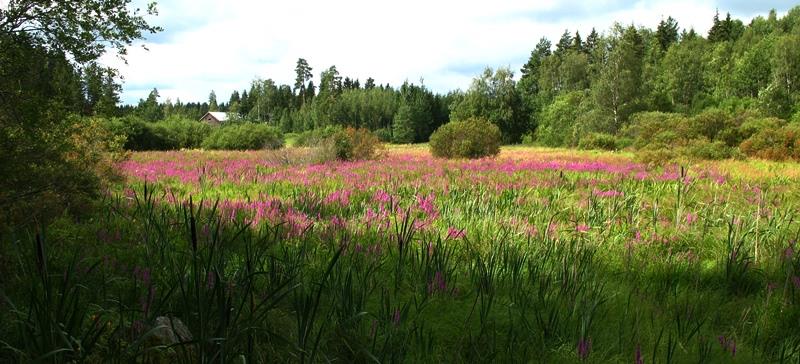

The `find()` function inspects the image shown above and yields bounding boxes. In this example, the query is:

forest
[95,8,800,161]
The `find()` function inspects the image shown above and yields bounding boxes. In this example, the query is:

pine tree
[572,31,584,53]
[656,16,679,51]
[294,58,313,105]
[584,28,600,62]
[96,69,120,117]
[229,90,240,105]
[555,30,573,56]
[208,90,219,111]
[365,77,376,89]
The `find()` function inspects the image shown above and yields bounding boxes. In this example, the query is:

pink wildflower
[446,227,466,240]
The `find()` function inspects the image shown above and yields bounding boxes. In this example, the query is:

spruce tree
[656,16,679,51]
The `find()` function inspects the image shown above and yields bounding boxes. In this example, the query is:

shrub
[328,127,383,161]
[429,117,501,159]
[1,116,126,228]
[684,139,738,160]
[373,127,393,143]
[740,123,800,161]
[105,116,212,150]
[625,112,691,149]
[578,133,619,151]
[202,123,284,150]
[738,116,785,141]
[294,126,343,147]
[635,145,677,165]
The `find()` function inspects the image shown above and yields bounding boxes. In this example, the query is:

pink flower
[593,189,624,198]
[577,337,591,361]
[635,344,643,364]
[686,212,697,225]
[576,224,590,233]
[392,308,401,326]
[446,227,466,240]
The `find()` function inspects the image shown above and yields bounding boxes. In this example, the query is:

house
[199,111,228,125]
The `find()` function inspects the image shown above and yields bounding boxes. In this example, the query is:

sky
[101,0,798,105]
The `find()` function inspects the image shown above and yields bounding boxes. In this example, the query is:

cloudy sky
[102,0,797,105]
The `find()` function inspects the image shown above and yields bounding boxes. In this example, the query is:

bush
[635,145,678,165]
[429,117,501,159]
[294,126,343,147]
[578,133,619,151]
[625,112,691,149]
[202,123,284,150]
[324,127,383,161]
[684,139,738,160]
[105,116,212,151]
[740,123,800,161]
[1,116,126,228]
[373,127,392,143]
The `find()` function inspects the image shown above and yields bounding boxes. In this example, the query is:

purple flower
[446,227,466,240]
[635,344,643,364]
[577,337,591,361]
[392,308,401,326]
[718,335,736,357]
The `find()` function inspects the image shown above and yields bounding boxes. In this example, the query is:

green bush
[578,133,619,151]
[202,123,284,150]
[105,116,212,150]
[625,112,691,149]
[373,127,392,143]
[738,116,785,140]
[429,117,501,159]
[635,145,678,165]
[319,127,383,161]
[740,123,800,161]
[294,126,343,147]
[684,139,738,160]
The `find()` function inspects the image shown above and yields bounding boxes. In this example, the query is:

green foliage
[429,117,501,158]
[373,127,392,142]
[577,133,621,151]
[391,104,416,144]
[0,0,159,227]
[451,67,527,143]
[105,116,212,151]
[201,123,284,150]
[536,91,587,147]
[740,122,800,160]
[592,25,645,131]
[684,139,739,160]
[294,125,343,147]
[339,127,383,161]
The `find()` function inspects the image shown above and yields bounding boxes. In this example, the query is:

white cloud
[103,0,792,104]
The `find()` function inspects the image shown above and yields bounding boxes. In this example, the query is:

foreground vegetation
[3,146,800,362]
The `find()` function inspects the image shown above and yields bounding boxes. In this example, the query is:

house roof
[201,111,228,122]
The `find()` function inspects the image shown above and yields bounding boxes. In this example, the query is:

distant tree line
[118,8,800,150]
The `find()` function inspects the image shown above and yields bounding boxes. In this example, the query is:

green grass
[2,146,800,363]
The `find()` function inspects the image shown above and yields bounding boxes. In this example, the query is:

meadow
[3,145,800,363]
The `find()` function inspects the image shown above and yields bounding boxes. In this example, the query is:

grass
[2,145,800,362]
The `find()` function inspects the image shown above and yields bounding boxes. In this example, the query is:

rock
[151,316,193,346]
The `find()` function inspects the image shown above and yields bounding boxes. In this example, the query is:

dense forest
[96,8,800,156]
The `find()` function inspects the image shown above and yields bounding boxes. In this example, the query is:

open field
[4,145,800,362]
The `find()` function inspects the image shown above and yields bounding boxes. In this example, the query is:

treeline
[114,8,800,159]
[124,72,455,144]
